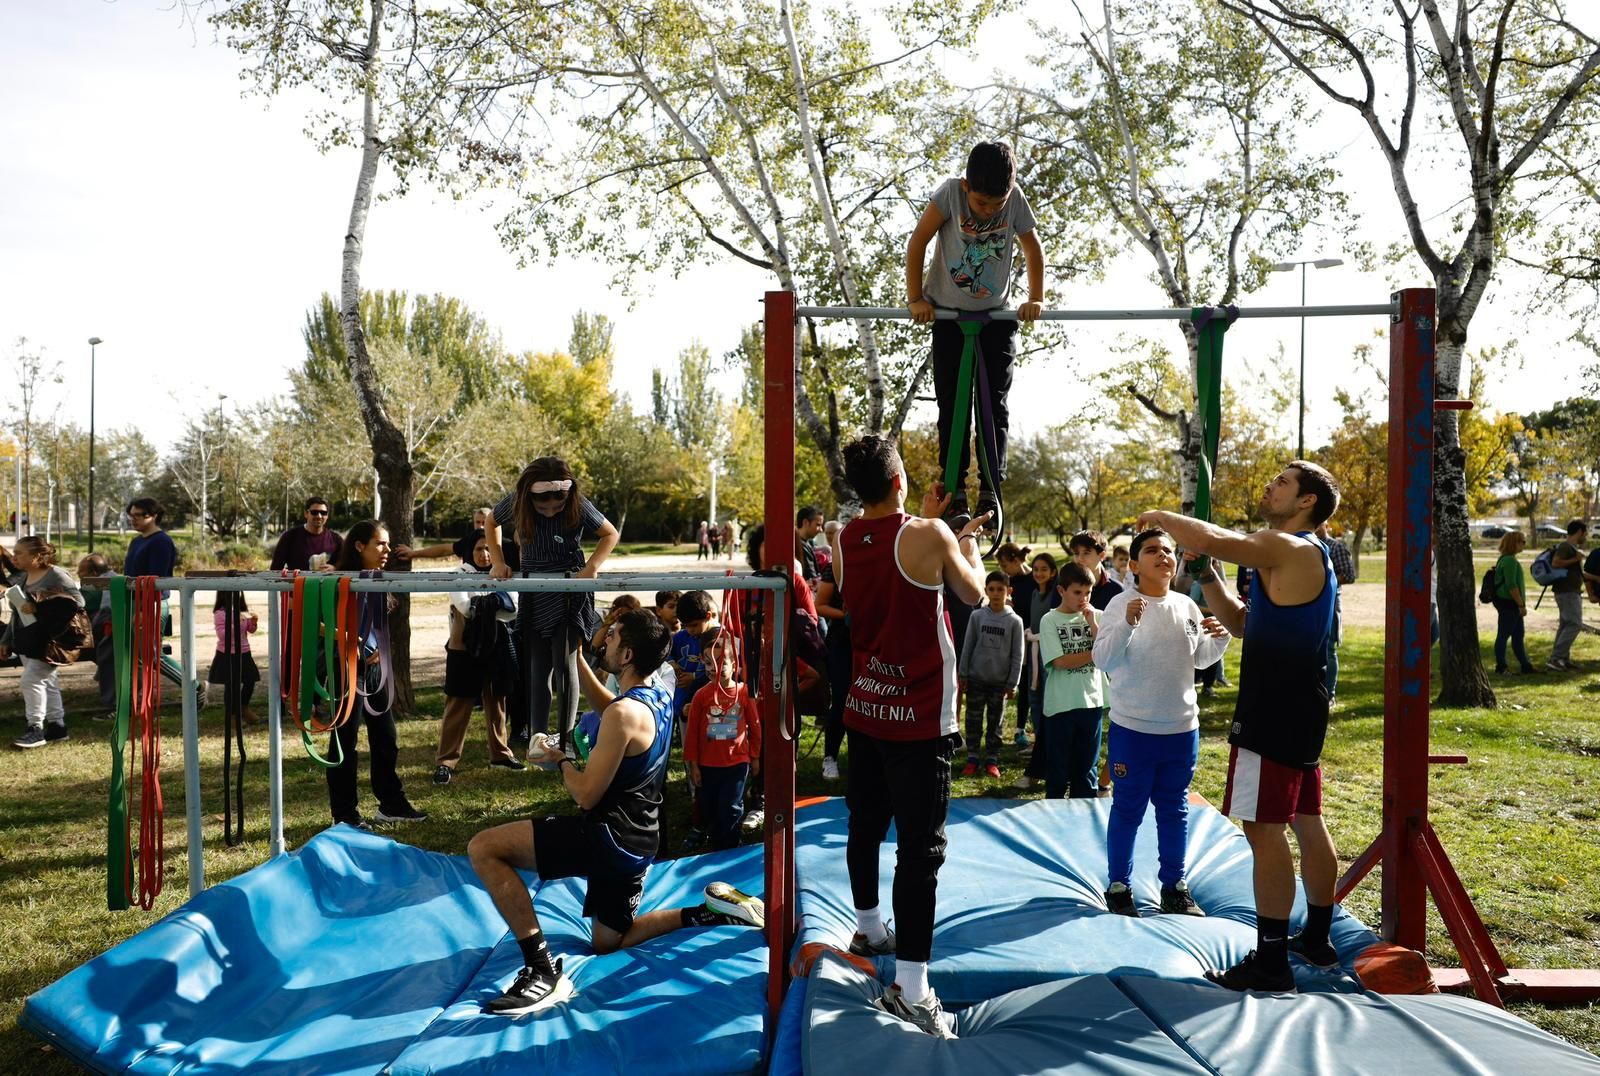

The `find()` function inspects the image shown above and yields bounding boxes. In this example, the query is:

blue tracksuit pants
[1105,723,1199,888]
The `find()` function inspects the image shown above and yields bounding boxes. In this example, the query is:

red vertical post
[1382,288,1435,947]
[762,290,798,1020]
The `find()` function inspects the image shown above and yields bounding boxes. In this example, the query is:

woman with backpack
[2,537,86,748]
[1489,531,1538,675]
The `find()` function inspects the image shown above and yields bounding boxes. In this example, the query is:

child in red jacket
[684,634,762,851]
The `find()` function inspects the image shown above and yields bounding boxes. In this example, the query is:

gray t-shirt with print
[922,176,1037,311]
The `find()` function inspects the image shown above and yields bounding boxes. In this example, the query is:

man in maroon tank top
[828,435,989,1038]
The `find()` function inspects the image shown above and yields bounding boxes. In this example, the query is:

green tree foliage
[1316,391,1388,568]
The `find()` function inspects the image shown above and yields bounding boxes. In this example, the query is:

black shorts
[531,815,648,935]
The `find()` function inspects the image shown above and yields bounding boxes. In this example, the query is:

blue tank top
[587,682,674,860]
[1229,532,1338,768]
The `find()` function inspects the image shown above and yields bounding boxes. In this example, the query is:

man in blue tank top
[468,610,765,1016]
[1137,460,1342,993]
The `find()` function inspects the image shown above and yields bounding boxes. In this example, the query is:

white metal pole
[181,590,204,895]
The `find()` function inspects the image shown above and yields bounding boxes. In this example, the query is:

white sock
[894,959,930,1002]
[855,906,887,943]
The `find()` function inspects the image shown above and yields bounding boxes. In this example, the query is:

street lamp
[1269,257,1343,458]
[88,337,102,553]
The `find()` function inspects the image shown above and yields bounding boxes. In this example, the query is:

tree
[1009,0,1353,516]
[1459,354,1519,517]
[494,0,991,503]
[1503,420,1550,538]
[1318,390,1388,568]
[582,406,681,540]
[14,338,62,536]
[1218,0,1600,707]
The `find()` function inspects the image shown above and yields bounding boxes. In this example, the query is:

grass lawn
[2,627,1599,1069]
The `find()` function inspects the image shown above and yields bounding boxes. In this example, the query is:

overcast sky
[2,2,1590,460]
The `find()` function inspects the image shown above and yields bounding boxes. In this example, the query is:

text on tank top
[838,514,958,741]
[1230,532,1337,768]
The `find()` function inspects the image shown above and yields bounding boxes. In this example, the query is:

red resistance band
[126,576,165,910]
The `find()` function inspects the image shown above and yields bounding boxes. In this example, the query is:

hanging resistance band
[279,573,361,768]
[220,597,247,848]
[107,575,165,911]
[939,316,1005,556]
[1188,305,1237,573]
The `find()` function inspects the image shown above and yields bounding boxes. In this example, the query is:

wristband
[558,757,575,771]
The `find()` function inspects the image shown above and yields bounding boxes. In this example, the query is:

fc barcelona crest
[1113,762,1128,779]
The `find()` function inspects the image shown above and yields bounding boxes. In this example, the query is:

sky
[1,1,1592,463]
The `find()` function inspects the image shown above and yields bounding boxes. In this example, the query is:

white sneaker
[822,757,840,780]
[741,809,765,831]
[875,984,957,1039]
[1017,775,1031,789]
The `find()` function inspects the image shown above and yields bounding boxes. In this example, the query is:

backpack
[1479,566,1498,604]
[1530,547,1567,587]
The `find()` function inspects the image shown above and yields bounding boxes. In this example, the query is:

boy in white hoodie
[1092,527,1229,917]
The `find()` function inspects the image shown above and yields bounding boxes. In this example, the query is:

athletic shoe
[741,809,765,832]
[960,760,979,777]
[375,802,429,823]
[92,711,114,722]
[679,828,708,853]
[43,723,69,743]
[1216,672,1232,687]
[974,491,1000,529]
[1017,775,1031,789]
[942,495,971,533]
[1205,951,1296,993]
[874,984,957,1039]
[1014,729,1030,748]
[1546,659,1569,672]
[1160,881,1205,916]
[1201,685,1217,699]
[433,765,453,786]
[332,814,373,832]
[1288,931,1340,970]
[483,959,574,1016]
[703,882,765,927]
[1105,882,1139,918]
[984,763,1002,780]
[848,925,897,956]
[491,757,527,771]
[822,757,840,780]
[13,727,46,750]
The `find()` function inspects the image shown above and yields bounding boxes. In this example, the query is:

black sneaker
[491,757,527,771]
[483,959,574,1016]
[375,802,429,824]
[942,493,971,533]
[974,490,1000,529]
[1287,931,1339,969]
[332,815,374,832]
[1205,951,1296,993]
[1105,882,1140,918]
[43,723,69,743]
[12,727,46,750]
[433,765,453,786]
[1160,881,1205,916]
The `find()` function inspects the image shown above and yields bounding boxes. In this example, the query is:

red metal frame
[1334,288,1600,1005]
[762,291,799,1020]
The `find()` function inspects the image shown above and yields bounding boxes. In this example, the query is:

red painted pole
[1382,288,1435,946]
[762,290,797,1021]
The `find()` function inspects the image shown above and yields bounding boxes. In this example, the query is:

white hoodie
[1092,588,1230,735]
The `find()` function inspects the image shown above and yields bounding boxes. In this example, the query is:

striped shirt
[492,493,608,637]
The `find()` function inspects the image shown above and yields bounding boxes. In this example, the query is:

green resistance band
[107,575,132,911]
[297,576,344,768]
[1188,307,1230,574]
[941,321,984,497]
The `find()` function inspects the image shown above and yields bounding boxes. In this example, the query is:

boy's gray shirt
[959,604,1025,690]
[922,177,1037,311]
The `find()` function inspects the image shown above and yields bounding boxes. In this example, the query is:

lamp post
[87,337,102,553]
[1269,257,1343,458]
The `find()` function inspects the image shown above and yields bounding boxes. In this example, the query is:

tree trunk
[339,3,417,714]
[1433,330,1494,708]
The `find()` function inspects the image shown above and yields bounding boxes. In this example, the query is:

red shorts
[1222,746,1322,823]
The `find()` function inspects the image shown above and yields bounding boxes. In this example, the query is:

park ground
[1,547,1599,1069]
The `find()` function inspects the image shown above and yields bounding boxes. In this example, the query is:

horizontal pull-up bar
[105,571,787,595]
[794,302,1398,321]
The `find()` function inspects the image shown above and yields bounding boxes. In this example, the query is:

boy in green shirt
[1038,562,1104,798]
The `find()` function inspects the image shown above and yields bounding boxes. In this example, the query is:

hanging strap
[107,576,165,911]
[940,320,984,495]
[107,576,133,910]
[1188,305,1237,573]
[221,600,246,847]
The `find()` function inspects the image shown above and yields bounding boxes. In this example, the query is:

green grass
[3,628,1600,1069]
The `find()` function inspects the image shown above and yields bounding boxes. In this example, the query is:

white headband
[530,480,573,494]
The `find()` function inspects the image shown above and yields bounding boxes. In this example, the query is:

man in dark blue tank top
[467,610,765,1016]
[1137,460,1342,993]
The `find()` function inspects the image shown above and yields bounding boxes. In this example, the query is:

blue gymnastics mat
[21,825,768,1075]
[793,796,1378,1006]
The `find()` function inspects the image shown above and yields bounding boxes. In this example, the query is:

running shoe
[984,762,1002,780]
[1105,882,1139,918]
[1017,775,1031,789]
[332,814,373,832]
[43,723,69,743]
[376,802,429,823]
[1287,931,1340,970]
[1014,729,1030,748]
[491,757,527,771]
[1546,659,1569,672]
[12,727,45,750]
[703,882,765,927]
[960,760,979,777]
[1205,951,1295,993]
[974,490,1000,529]
[433,765,453,786]
[821,756,840,780]
[741,809,765,832]
[849,924,897,956]
[875,984,957,1039]
[483,959,574,1016]
[1160,880,1205,916]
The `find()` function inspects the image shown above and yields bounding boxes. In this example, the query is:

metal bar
[180,590,204,896]
[1412,827,1504,1007]
[117,572,788,595]
[267,594,285,857]
[1382,287,1436,948]
[1335,833,1383,903]
[793,302,1397,321]
[762,288,797,1023]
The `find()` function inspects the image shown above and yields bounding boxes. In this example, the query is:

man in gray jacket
[958,570,1025,778]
